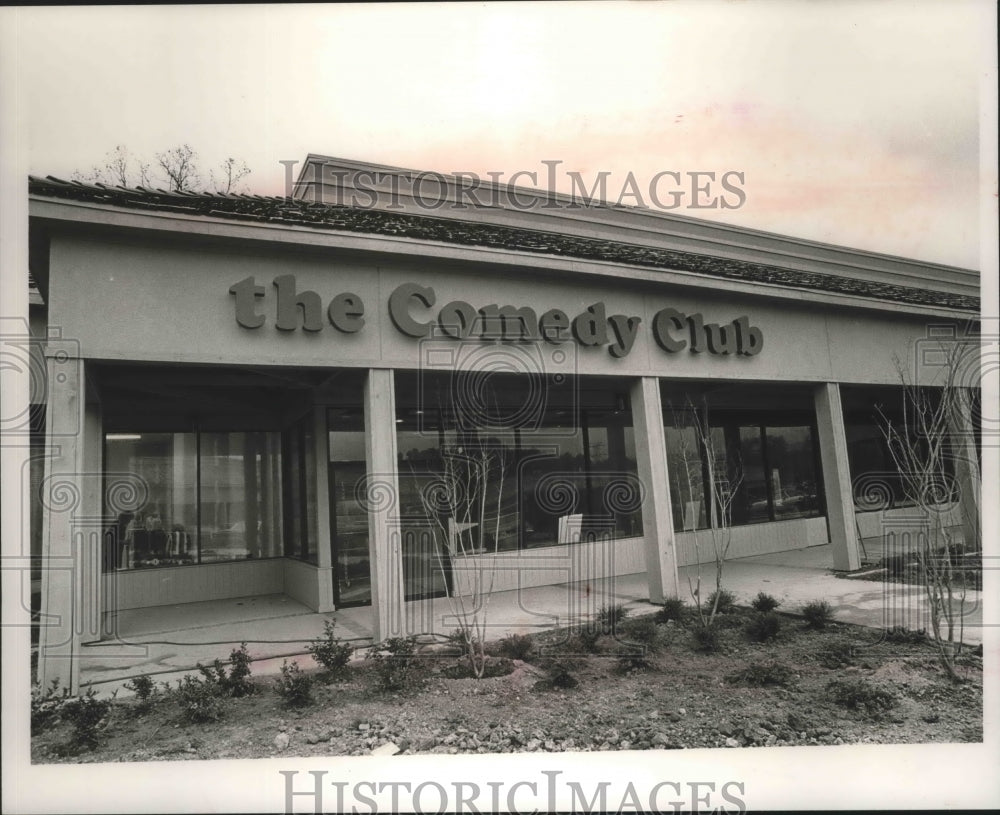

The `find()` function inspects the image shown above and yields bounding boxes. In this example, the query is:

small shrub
[751,592,781,613]
[197,659,226,686]
[176,675,226,723]
[597,604,630,633]
[656,598,686,623]
[706,589,736,615]
[196,643,255,698]
[446,627,468,648]
[497,633,534,661]
[31,678,70,733]
[61,689,112,750]
[884,625,927,645]
[307,620,355,679]
[365,636,419,693]
[125,673,156,702]
[826,678,898,718]
[726,662,796,687]
[124,674,158,713]
[226,642,255,696]
[623,616,659,648]
[692,624,722,653]
[540,658,578,689]
[818,640,857,669]
[574,626,602,653]
[275,660,313,707]
[746,612,783,643]
[802,600,834,630]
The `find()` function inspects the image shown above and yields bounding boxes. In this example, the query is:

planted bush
[497,633,534,661]
[746,612,783,643]
[175,675,226,723]
[226,642,255,696]
[826,678,898,719]
[692,625,722,653]
[656,598,686,623]
[802,600,834,630]
[61,689,112,750]
[124,674,158,713]
[275,660,313,707]
[31,678,69,733]
[706,589,736,615]
[726,662,796,687]
[307,620,355,679]
[597,604,630,633]
[574,626,602,654]
[884,626,927,645]
[365,636,420,693]
[540,658,579,689]
[751,592,781,613]
[196,642,255,698]
[624,616,660,648]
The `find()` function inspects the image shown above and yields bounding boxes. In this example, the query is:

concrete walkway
[79,544,983,695]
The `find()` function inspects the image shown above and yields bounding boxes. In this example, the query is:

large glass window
[766,425,821,519]
[665,417,707,532]
[664,408,823,531]
[845,393,956,511]
[394,372,642,572]
[104,430,282,570]
[283,417,319,564]
[328,407,370,606]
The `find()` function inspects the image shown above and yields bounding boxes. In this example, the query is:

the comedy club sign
[228,276,763,359]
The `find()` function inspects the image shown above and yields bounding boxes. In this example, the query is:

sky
[9,1,996,269]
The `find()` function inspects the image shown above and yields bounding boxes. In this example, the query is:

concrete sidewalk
[78,544,983,695]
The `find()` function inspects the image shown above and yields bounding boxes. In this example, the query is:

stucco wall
[47,232,957,387]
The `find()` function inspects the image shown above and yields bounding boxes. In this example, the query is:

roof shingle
[28,175,979,313]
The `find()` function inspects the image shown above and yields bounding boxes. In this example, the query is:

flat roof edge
[297,154,980,278]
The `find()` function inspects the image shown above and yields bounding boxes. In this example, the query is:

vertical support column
[38,353,85,693]
[814,382,861,571]
[312,405,335,612]
[948,391,981,550]
[79,395,103,644]
[363,369,404,640]
[629,377,679,602]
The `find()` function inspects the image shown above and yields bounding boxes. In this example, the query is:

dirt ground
[32,607,982,763]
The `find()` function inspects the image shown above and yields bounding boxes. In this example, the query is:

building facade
[28,155,981,691]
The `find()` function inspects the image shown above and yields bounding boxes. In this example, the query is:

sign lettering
[228,276,763,358]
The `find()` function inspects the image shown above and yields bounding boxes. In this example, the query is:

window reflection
[664,410,822,531]
[328,407,370,607]
[104,430,282,570]
[394,372,642,571]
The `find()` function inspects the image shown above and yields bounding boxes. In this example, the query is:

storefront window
[284,418,319,564]
[394,372,641,566]
[845,398,956,511]
[735,426,770,525]
[105,432,198,569]
[765,425,821,519]
[104,430,282,570]
[328,407,370,606]
[664,409,822,531]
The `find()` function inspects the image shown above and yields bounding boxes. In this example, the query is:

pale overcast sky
[10,1,995,269]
